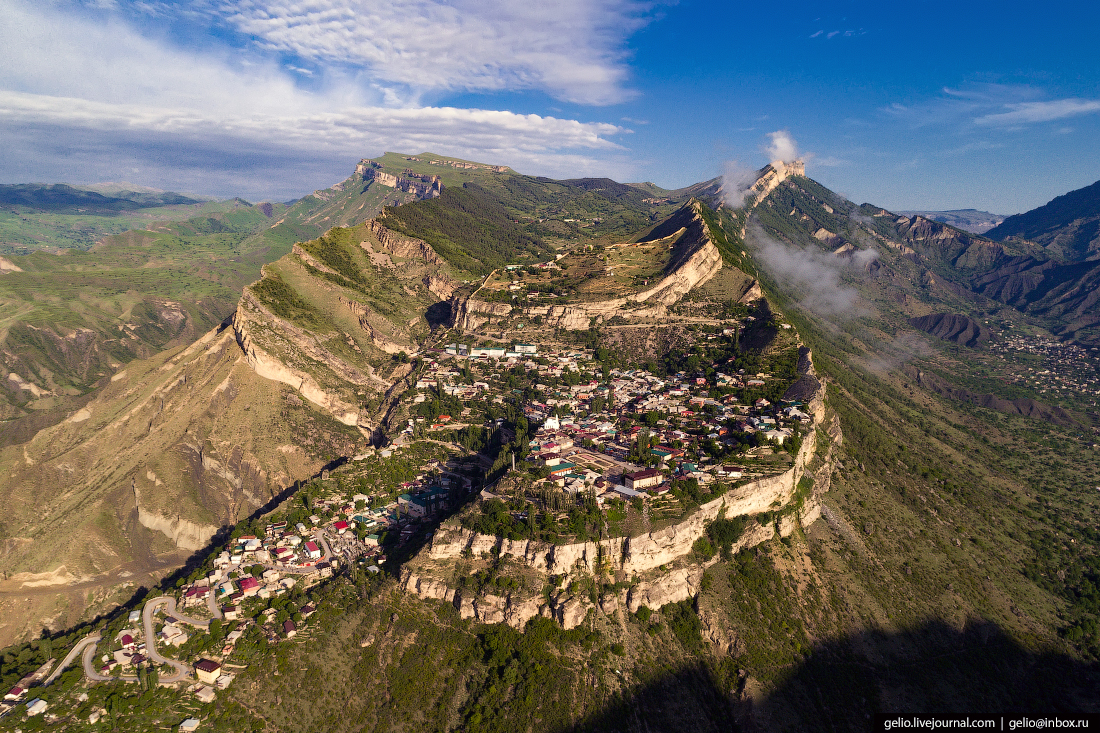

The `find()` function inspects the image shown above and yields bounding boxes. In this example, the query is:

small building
[26,698,48,716]
[624,469,662,491]
[237,576,260,597]
[180,719,201,732]
[194,685,216,704]
[283,619,297,638]
[304,541,322,560]
[194,658,221,685]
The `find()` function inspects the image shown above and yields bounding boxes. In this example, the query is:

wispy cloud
[974,98,1100,126]
[883,84,1100,131]
[198,0,652,105]
[721,160,758,208]
[750,224,877,318]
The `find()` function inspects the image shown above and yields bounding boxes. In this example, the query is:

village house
[194,659,221,685]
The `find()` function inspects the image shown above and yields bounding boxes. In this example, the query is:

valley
[0,154,1097,731]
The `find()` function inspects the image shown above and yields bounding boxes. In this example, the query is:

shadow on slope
[566,619,1100,733]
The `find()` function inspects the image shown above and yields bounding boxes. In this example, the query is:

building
[237,576,260,596]
[304,541,322,560]
[194,658,222,685]
[624,469,662,491]
[283,619,297,638]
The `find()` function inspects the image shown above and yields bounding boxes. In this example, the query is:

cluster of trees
[692,514,749,561]
[462,489,605,544]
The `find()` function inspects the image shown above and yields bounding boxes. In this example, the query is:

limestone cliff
[233,290,370,427]
[367,220,445,266]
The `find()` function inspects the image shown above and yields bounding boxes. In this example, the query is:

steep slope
[987,178,1100,261]
[0,156,450,445]
[0,214,452,646]
[0,202,287,434]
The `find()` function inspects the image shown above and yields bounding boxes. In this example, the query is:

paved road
[143,597,194,683]
[44,634,101,685]
[80,638,136,683]
[65,537,328,687]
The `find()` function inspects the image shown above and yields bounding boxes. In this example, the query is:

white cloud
[201,0,649,105]
[882,85,1100,132]
[721,160,758,208]
[0,0,634,197]
[974,98,1100,126]
[750,224,876,318]
[765,130,799,163]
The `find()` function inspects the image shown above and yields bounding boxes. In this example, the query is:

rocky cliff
[452,201,724,331]
[233,289,372,429]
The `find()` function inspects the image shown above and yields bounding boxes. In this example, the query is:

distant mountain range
[0,182,205,214]
[898,208,1006,234]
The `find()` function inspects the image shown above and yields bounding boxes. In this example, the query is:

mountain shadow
[564,619,1100,733]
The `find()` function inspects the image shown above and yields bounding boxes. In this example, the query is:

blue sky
[1,0,1097,213]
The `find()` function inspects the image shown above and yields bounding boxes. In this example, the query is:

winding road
[43,634,101,685]
[142,597,196,683]
[56,531,329,686]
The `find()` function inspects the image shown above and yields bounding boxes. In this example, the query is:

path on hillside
[142,597,195,683]
[44,633,101,685]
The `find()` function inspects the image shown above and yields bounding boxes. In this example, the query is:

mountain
[0,154,476,447]
[0,158,1098,730]
[898,209,1006,234]
[986,178,1100,261]
[0,154,724,648]
[0,183,204,215]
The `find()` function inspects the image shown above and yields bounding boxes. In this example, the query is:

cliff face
[233,290,371,428]
[453,201,724,332]
[367,220,445,266]
[403,361,834,630]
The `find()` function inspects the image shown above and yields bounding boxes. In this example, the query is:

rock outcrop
[339,296,406,355]
[367,220,445,266]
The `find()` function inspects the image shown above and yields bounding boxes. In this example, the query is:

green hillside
[1,164,1099,732]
